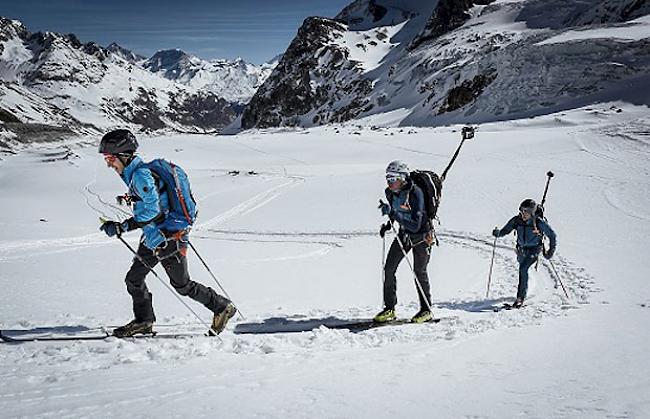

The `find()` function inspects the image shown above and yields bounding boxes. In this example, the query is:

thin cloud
[96,28,295,35]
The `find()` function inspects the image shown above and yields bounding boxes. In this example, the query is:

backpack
[146,159,197,229]
[409,170,443,222]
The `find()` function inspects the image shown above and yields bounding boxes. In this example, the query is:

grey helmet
[385,160,410,182]
[519,199,537,215]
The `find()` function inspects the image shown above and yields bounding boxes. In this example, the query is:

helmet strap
[117,154,134,167]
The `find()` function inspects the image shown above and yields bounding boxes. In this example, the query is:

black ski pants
[124,233,230,322]
[383,232,432,311]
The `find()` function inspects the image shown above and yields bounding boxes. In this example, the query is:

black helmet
[99,129,138,155]
[519,199,537,214]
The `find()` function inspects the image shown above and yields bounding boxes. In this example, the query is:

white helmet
[386,160,410,182]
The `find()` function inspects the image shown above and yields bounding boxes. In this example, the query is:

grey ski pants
[516,248,540,301]
[124,233,230,322]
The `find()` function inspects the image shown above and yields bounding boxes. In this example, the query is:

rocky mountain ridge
[240,0,650,130]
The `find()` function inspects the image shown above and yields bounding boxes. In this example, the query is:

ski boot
[113,320,154,337]
[209,303,236,336]
[511,298,524,309]
[373,307,396,323]
[411,309,433,323]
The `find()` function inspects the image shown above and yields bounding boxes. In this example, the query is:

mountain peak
[106,42,145,63]
[151,48,191,60]
[0,16,29,40]
[142,49,194,82]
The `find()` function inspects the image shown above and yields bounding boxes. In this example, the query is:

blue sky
[1,0,352,63]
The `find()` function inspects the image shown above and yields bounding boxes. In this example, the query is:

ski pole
[382,234,386,286]
[188,241,245,321]
[547,259,569,299]
[389,223,435,315]
[486,234,498,298]
[115,235,218,336]
[540,171,555,208]
[441,126,475,182]
[379,233,387,307]
[535,171,555,271]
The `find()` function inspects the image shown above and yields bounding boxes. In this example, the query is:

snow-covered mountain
[0,17,274,147]
[241,0,650,129]
[105,42,146,64]
[144,49,277,103]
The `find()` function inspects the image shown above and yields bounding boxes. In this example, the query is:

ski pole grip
[461,126,475,140]
[547,171,554,178]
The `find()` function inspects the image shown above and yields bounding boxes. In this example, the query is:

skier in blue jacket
[375,160,434,324]
[98,129,235,337]
[492,199,557,308]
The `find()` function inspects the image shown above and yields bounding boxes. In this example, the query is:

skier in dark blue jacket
[375,160,434,324]
[493,199,557,308]
[98,129,235,337]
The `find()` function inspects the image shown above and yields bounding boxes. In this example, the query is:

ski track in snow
[0,149,597,377]
[0,121,615,418]
[0,228,595,377]
[194,176,304,231]
[0,173,304,262]
[603,187,650,222]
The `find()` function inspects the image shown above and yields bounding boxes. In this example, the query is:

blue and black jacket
[385,180,428,235]
[121,156,191,249]
[495,215,557,253]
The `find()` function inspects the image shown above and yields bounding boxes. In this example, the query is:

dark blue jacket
[385,181,428,235]
[496,215,557,252]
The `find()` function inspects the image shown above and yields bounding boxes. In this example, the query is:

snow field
[0,102,649,418]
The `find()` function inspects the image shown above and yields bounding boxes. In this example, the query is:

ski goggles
[103,153,117,163]
[386,172,406,183]
[519,207,534,216]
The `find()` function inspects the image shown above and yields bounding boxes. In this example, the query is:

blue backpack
[146,159,197,231]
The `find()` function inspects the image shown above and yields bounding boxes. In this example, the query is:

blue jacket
[496,215,557,252]
[121,156,168,249]
[385,181,427,235]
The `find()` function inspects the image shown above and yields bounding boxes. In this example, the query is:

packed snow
[1,102,649,418]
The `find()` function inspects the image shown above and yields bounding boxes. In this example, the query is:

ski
[0,329,213,343]
[327,316,452,332]
[493,303,523,312]
[0,329,110,342]
[115,331,213,340]
[234,315,455,335]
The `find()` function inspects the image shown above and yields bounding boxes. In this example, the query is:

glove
[100,220,129,237]
[544,248,555,259]
[492,228,500,237]
[379,222,392,238]
[378,200,392,217]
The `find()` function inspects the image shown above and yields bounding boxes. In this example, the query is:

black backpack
[410,170,443,222]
